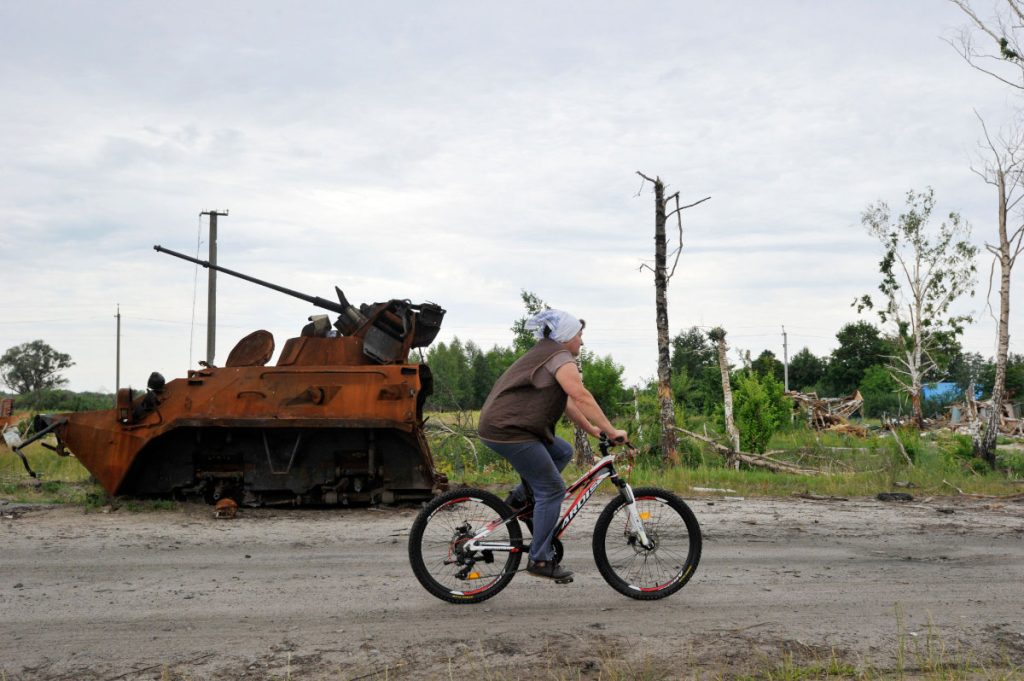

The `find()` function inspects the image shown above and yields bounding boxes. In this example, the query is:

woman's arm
[554,362,628,442]
[564,398,601,437]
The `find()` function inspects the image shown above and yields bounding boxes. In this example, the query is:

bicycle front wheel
[408,489,523,604]
[592,487,701,600]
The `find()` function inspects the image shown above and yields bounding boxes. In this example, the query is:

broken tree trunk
[648,175,679,465]
[981,165,1014,467]
[708,327,740,454]
[636,172,710,466]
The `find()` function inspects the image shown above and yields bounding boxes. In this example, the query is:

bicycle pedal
[554,576,574,585]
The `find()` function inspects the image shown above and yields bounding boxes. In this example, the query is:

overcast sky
[2,1,1022,393]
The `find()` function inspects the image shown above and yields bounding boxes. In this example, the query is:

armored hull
[26,246,449,506]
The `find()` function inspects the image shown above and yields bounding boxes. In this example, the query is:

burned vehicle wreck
[19,246,448,506]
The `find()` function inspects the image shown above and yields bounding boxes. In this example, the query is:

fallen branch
[674,427,820,475]
[887,425,914,467]
[424,420,480,468]
[793,492,849,501]
[941,480,1024,501]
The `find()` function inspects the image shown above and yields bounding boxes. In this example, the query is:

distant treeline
[0,389,113,412]
[425,320,1024,420]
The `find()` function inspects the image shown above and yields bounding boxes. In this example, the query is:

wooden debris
[787,390,866,435]
[942,392,1023,437]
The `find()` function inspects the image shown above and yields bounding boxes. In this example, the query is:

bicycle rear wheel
[592,487,701,600]
[408,489,523,604]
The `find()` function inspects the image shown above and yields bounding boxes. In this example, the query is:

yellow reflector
[468,572,480,580]
[639,512,651,521]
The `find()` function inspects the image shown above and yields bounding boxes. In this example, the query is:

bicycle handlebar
[597,431,635,457]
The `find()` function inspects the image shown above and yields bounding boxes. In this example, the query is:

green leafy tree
[670,327,720,413]
[948,351,987,394]
[580,349,628,418]
[859,364,906,419]
[788,347,826,392]
[979,353,1024,400]
[511,290,549,354]
[0,340,74,395]
[925,330,966,383]
[425,338,473,410]
[751,350,784,383]
[670,327,716,377]
[824,321,891,396]
[470,345,516,407]
[733,372,790,454]
[857,188,978,426]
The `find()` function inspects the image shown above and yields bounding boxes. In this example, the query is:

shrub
[860,364,906,418]
[733,372,790,454]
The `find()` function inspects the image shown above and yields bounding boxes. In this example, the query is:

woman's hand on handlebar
[599,429,629,445]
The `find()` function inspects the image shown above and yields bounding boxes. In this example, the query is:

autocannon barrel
[154,245,348,315]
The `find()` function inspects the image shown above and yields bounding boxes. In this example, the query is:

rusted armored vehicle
[18,246,448,506]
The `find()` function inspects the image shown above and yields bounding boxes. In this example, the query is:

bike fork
[617,481,655,550]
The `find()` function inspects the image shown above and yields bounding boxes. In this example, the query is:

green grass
[429,415,1024,499]
[5,416,1022,507]
[0,440,101,504]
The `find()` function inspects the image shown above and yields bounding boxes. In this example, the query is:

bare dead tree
[708,327,741,455]
[950,1,1024,463]
[972,113,1024,466]
[636,171,710,465]
[948,0,1024,90]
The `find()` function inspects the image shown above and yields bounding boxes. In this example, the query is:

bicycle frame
[464,450,654,554]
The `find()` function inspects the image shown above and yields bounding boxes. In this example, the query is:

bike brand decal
[560,481,599,531]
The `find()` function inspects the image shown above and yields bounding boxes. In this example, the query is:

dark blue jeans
[481,436,573,562]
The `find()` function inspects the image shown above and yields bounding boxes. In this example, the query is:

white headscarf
[525,309,583,343]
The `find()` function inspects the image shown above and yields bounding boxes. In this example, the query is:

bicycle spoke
[599,496,695,591]
[409,492,524,602]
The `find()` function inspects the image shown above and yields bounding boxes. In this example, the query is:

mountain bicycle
[408,435,702,604]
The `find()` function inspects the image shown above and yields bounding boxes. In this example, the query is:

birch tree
[972,116,1024,466]
[949,0,1024,91]
[949,0,1024,467]
[636,172,709,465]
[708,327,741,454]
[856,188,978,428]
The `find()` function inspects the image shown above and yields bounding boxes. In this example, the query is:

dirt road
[1,493,1022,680]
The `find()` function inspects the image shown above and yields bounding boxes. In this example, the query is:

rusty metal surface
[40,257,448,506]
[224,329,275,367]
[55,358,441,501]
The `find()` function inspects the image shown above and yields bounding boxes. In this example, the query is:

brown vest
[478,339,571,444]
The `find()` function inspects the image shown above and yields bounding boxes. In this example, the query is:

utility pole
[782,325,789,392]
[115,304,121,405]
[200,210,228,366]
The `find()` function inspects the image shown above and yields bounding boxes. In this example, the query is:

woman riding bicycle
[478,309,628,582]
